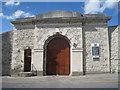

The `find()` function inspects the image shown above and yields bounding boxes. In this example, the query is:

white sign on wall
[91,43,100,60]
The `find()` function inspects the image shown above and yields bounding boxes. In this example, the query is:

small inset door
[24,49,31,72]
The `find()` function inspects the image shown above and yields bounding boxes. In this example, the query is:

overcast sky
[0,0,119,33]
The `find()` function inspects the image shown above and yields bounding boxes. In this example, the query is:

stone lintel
[34,49,43,52]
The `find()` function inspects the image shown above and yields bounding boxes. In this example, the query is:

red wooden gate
[46,37,70,75]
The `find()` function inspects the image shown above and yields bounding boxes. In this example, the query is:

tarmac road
[1,73,119,88]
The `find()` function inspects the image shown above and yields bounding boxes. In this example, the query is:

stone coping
[11,10,112,24]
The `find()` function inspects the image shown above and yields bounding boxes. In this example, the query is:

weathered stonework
[84,22,110,73]
[1,31,13,75]
[11,29,34,76]
[109,25,120,73]
[1,10,119,76]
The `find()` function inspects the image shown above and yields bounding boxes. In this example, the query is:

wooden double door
[46,37,70,75]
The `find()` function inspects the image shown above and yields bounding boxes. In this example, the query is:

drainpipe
[82,16,87,75]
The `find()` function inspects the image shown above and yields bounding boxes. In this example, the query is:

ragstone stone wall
[11,27,35,75]
[35,23,83,49]
[1,21,119,76]
[11,22,83,76]
[1,31,13,76]
[84,22,110,73]
[109,25,119,73]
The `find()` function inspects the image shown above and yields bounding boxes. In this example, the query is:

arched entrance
[46,36,70,75]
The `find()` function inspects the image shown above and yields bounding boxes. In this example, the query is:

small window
[92,43,100,60]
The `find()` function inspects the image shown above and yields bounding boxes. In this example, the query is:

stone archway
[44,35,70,75]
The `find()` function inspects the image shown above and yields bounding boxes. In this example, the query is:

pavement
[1,73,119,88]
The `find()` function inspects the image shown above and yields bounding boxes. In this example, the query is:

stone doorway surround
[32,31,84,76]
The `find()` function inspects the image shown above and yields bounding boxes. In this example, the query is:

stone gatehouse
[1,10,120,76]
